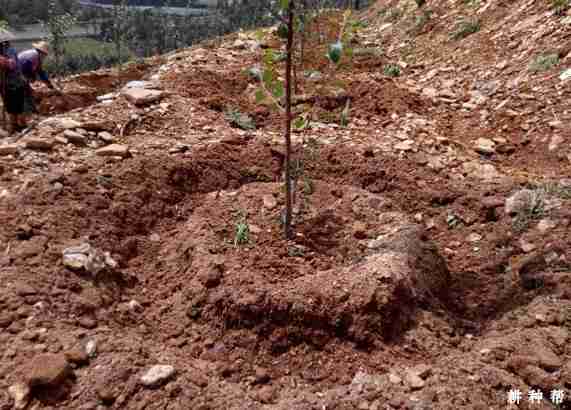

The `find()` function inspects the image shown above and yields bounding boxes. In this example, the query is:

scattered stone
[0,128,9,138]
[123,80,158,90]
[44,118,81,130]
[140,365,175,387]
[0,144,19,156]
[462,161,503,182]
[474,138,496,155]
[389,373,402,384]
[98,131,114,143]
[54,135,68,145]
[253,367,270,385]
[122,88,163,106]
[412,364,432,379]
[404,370,425,390]
[8,383,30,410]
[395,140,414,151]
[62,242,118,276]
[560,68,571,81]
[82,120,112,132]
[128,300,143,312]
[25,138,54,150]
[85,340,97,358]
[505,189,536,216]
[63,130,87,145]
[95,144,130,158]
[519,238,536,253]
[96,93,116,102]
[64,347,89,365]
[548,135,565,152]
[467,233,482,243]
[537,219,557,233]
[25,353,71,387]
[262,194,278,210]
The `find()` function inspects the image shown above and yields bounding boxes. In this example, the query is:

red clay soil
[1,2,571,409]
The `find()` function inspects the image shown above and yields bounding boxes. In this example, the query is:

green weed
[529,53,560,73]
[450,18,481,40]
[384,64,402,77]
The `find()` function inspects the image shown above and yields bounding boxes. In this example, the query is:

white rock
[474,138,496,154]
[140,365,175,387]
[85,340,97,358]
[8,383,30,410]
[122,88,163,106]
[42,117,81,130]
[388,373,402,384]
[96,93,116,102]
[128,300,143,312]
[560,68,571,81]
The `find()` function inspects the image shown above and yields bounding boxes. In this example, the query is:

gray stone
[474,138,496,155]
[0,144,20,156]
[140,365,175,387]
[96,144,130,158]
[505,189,536,216]
[122,88,163,106]
[560,68,571,81]
[405,370,425,390]
[63,130,87,145]
[62,242,117,276]
[98,132,114,143]
[43,118,81,130]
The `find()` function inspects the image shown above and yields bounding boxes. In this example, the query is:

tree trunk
[284,0,295,240]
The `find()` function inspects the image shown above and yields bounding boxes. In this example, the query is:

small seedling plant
[251,3,355,239]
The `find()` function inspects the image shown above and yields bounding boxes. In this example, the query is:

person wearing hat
[14,41,56,130]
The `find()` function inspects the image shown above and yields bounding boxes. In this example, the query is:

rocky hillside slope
[0,1,570,409]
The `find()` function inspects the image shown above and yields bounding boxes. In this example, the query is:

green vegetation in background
[43,38,134,76]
